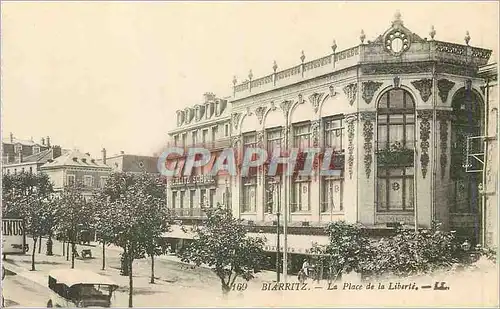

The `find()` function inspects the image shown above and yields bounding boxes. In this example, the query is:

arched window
[450,88,483,213]
[376,89,416,212]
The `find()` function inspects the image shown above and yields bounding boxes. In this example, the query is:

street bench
[81,249,92,259]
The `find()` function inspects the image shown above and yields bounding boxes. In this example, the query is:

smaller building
[2,145,66,175]
[2,134,51,164]
[40,149,112,197]
[98,148,159,174]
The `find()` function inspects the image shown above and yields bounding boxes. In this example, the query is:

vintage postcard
[1,1,499,308]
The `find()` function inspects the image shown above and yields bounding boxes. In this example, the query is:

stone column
[416,109,433,228]
[358,111,376,225]
[344,113,358,224]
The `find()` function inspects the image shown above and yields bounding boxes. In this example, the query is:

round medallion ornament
[334,185,340,192]
[392,182,400,191]
[302,185,308,193]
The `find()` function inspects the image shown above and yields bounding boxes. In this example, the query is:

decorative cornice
[361,62,433,75]
[343,83,357,106]
[437,79,455,104]
[255,106,267,124]
[411,78,433,102]
[362,81,383,104]
[308,92,325,114]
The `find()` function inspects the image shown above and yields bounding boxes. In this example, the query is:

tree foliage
[178,204,266,294]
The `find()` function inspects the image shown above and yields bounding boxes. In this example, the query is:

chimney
[52,146,62,159]
[41,137,45,146]
[9,133,13,143]
[101,148,107,165]
[46,136,51,147]
[203,92,216,103]
[120,151,125,155]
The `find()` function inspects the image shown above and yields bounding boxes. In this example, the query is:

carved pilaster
[346,114,357,180]
[255,106,267,125]
[437,79,455,104]
[417,110,432,178]
[311,120,320,147]
[360,112,375,178]
[231,113,242,130]
[308,93,325,114]
[411,78,433,102]
[361,81,383,104]
[436,110,452,179]
[343,83,357,106]
[257,130,264,185]
[280,100,293,118]
[231,135,241,148]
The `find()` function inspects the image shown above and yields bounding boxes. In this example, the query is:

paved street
[2,238,499,307]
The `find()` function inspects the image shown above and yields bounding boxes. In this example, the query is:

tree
[103,173,171,307]
[2,173,54,270]
[55,184,95,269]
[178,204,266,295]
[22,196,54,271]
[95,172,136,273]
[310,221,372,281]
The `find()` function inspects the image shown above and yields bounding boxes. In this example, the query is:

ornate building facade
[164,13,496,262]
[166,92,232,221]
[228,13,493,242]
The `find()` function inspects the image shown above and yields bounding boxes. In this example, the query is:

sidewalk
[2,239,285,307]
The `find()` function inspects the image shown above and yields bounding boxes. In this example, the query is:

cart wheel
[47,299,53,307]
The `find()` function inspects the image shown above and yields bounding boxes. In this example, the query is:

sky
[1,1,498,158]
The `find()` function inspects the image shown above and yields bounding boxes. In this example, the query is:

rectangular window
[172,191,177,209]
[202,129,209,145]
[200,189,207,206]
[266,128,282,152]
[376,167,414,211]
[212,126,218,142]
[324,116,344,152]
[291,177,311,212]
[29,167,33,174]
[241,177,257,213]
[180,191,185,209]
[182,134,187,148]
[84,175,93,187]
[33,146,40,154]
[192,131,197,146]
[321,174,344,212]
[224,124,229,137]
[293,122,311,149]
[174,135,179,147]
[67,174,76,186]
[14,145,22,153]
[209,189,216,207]
[265,178,280,214]
[189,190,195,208]
[100,176,108,188]
[241,132,258,213]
